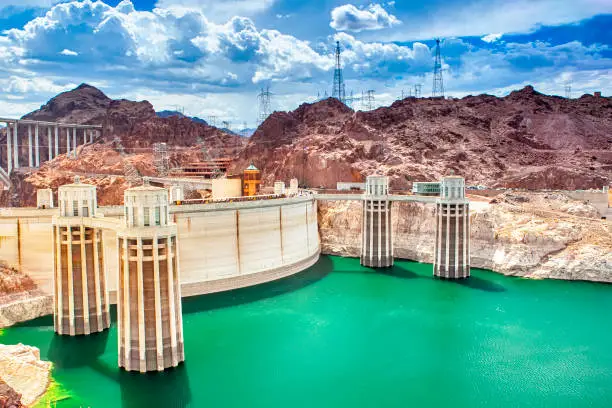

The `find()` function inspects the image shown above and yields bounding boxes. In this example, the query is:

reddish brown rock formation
[22,83,242,149]
[0,380,24,408]
[3,143,209,207]
[0,263,36,298]
[233,86,611,190]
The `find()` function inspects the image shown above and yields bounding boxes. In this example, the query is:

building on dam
[117,180,185,372]
[52,177,110,335]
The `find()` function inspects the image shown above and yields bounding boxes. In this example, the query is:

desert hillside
[233,86,612,190]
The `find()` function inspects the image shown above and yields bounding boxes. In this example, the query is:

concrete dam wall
[0,197,320,298]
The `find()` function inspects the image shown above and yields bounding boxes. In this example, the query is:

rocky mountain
[233,86,612,190]
[156,110,209,125]
[22,84,242,149]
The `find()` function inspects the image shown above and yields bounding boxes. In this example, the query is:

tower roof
[246,164,259,171]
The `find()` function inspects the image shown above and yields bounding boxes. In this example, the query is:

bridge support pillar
[28,125,33,167]
[433,176,470,279]
[66,127,70,155]
[47,127,52,160]
[54,126,59,157]
[72,127,77,157]
[12,121,18,168]
[360,175,393,268]
[53,179,110,335]
[6,122,12,173]
[35,125,40,167]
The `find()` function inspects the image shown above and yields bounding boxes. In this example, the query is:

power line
[432,39,445,98]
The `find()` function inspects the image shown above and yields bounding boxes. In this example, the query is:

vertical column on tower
[52,177,110,335]
[117,178,185,373]
[433,176,470,279]
[360,175,393,268]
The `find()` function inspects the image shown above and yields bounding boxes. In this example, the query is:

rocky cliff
[234,87,611,190]
[318,191,612,282]
[0,344,51,407]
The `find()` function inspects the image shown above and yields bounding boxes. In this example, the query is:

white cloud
[60,48,78,56]
[330,3,401,32]
[334,32,431,76]
[2,75,75,94]
[0,0,62,10]
[0,0,610,122]
[154,0,276,22]
[481,33,503,43]
[378,0,612,41]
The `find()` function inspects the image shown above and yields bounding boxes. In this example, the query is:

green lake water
[2,255,612,407]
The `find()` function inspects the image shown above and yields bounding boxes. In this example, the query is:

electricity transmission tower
[112,137,141,185]
[432,39,445,98]
[207,115,218,127]
[222,121,231,131]
[257,86,272,125]
[565,83,572,99]
[365,90,376,110]
[153,142,169,176]
[414,84,422,98]
[332,41,346,104]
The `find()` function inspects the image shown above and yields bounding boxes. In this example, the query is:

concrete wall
[0,197,320,296]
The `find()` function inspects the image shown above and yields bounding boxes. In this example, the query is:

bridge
[0,117,102,189]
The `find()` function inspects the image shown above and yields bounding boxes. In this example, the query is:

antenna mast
[432,39,445,98]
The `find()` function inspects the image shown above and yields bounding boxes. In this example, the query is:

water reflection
[48,330,109,369]
[118,364,192,408]
[181,255,333,314]
[380,264,419,280]
[454,275,506,293]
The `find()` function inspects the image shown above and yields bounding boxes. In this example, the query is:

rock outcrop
[0,262,50,329]
[21,84,241,149]
[318,191,612,282]
[234,86,611,190]
[0,344,51,406]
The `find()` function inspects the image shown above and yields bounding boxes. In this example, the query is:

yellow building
[243,164,261,197]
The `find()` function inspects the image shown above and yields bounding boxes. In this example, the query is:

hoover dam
[0,194,320,299]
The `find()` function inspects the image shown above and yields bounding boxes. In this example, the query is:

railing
[172,193,287,205]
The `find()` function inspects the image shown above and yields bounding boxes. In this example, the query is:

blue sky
[0,0,610,127]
